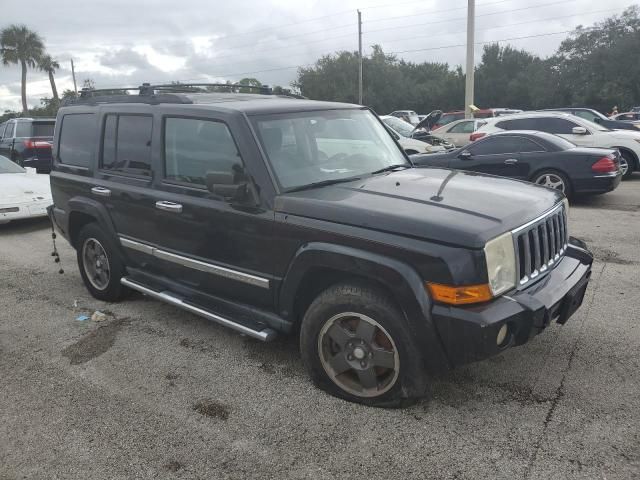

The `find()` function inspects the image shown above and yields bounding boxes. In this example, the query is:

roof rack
[138,82,274,95]
[62,82,305,106]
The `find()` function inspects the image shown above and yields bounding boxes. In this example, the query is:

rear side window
[496,117,578,134]
[102,114,153,176]
[496,118,536,130]
[58,113,97,167]
[519,138,546,153]
[163,117,242,187]
[468,136,521,155]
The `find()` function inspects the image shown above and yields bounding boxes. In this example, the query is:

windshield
[252,109,408,191]
[381,116,414,137]
[0,155,26,173]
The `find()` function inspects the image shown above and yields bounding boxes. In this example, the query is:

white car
[380,116,446,154]
[475,112,640,178]
[388,110,420,126]
[431,119,487,147]
[0,155,52,224]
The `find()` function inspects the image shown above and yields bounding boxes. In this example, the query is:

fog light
[496,324,509,346]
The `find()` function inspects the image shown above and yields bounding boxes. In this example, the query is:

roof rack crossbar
[138,83,273,95]
[79,87,140,98]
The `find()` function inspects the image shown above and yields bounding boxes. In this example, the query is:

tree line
[1,6,638,122]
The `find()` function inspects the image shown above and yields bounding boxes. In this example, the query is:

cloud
[0,0,631,111]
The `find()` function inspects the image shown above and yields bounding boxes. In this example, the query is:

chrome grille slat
[512,203,568,288]
[540,221,549,270]
[532,229,541,275]
[522,234,531,279]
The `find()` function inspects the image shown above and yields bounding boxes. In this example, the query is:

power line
[365,0,513,24]
[364,0,581,34]
[366,7,626,47]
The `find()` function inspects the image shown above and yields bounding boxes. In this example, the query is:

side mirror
[206,171,247,200]
[593,117,601,124]
[572,126,587,135]
[459,150,472,159]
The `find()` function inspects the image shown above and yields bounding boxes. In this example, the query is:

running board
[121,277,277,342]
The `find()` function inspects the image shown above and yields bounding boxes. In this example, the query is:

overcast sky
[0,0,633,111]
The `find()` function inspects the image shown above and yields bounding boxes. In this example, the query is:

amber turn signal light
[426,282,493,305]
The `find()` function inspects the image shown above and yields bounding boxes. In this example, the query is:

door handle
[156,201,183,213]
[504,158,518,165]
[91,186,112,197]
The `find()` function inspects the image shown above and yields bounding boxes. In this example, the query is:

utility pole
[70,58,78,95]
[464,0,475,119]
[358,9,363,105]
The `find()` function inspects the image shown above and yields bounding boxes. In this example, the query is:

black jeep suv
[49,84,593,407]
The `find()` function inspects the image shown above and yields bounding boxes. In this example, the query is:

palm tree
[38,54,60,100]
[0,25,45,112]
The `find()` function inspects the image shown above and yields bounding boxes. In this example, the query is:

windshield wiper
[286,176,362,193]
[371,164,411,175]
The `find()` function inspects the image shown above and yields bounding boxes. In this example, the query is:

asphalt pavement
[1,177,639,479]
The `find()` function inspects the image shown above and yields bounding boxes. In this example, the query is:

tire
[300,282,428,407]
[619,151,635,179]
[76,223,128,302]
[532,169,572,198]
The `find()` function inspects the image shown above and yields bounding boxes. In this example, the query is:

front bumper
[0,199,51,224]
[432,237,593,367]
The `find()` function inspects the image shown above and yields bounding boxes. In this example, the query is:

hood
[275,168,563,249]
[0,173,52,203]
[399,136,445,153]
[414,110,442,132]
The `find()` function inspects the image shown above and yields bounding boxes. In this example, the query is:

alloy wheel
[619,156,629,176]
[82,238,111,291]
[318,312,400,398]
[535,173,566,193]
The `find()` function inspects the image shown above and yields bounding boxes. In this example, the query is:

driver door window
[163,117,243,188]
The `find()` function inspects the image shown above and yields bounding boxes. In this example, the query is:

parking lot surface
[1,179,639,480]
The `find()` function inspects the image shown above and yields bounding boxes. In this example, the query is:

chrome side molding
[119,236,270,289]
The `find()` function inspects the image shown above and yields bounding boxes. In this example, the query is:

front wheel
[76,223,129,302]
[532,169,571,198]
[300,282,428,407]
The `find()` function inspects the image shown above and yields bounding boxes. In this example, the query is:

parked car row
[473,111,640,178]
[0,117,55,173]
[411,130,622,198]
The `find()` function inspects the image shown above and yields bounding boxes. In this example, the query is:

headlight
[484,231,517,296]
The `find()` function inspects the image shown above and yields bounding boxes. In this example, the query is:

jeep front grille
[513,203,568,287]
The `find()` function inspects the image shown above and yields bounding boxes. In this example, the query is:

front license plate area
[557,282,588,325]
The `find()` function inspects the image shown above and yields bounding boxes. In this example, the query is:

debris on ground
[75,315,89,322]
[91,311,107,322]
